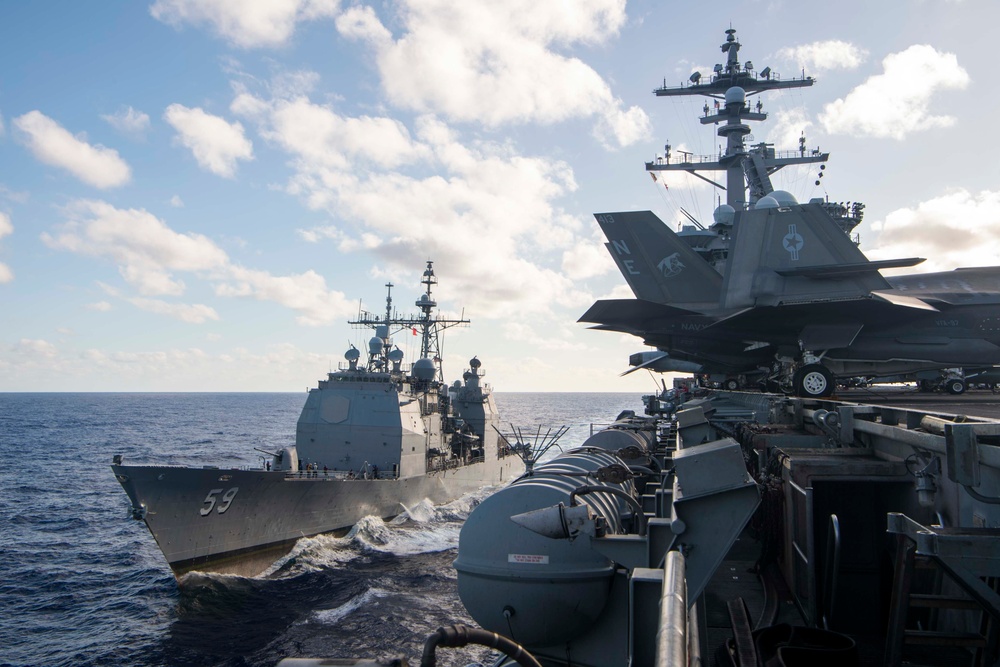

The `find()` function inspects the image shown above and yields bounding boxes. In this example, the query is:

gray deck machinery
[452,407,760,667]
[281,389,1000,667]
[442,394,1000,667]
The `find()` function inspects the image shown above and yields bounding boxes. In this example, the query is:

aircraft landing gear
[944,378,966,395]
[723,378,740,391]
[793,364,835,398]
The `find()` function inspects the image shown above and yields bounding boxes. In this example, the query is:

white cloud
[0,212,12,283]
[150,0,340,48]
[214,265,355,326]
[14,338,58,359]
[270,69,321,98]
[101,105,151,136]
[128,297,220,323]
[237,92,595,317]
[776,40,868,72]
[163,104,253,177]
[866,189,1000,273]
[44,200,355,325]
[503,321,589,351]
[297,226,331,244]
[169,195,184,207]
[0,112,5,137]
[764,107,813,152]
[86,301,113,312]
[820,45,970,140]
[603,283,635,300]
[562,235,614,280]
[13,111,131,188]
[255,96,429,170]
[43,200,228,296]
[335,0,650,147]
[0,186,29,204]
[0,342,332,391]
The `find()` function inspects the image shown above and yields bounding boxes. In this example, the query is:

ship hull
[113,457,520,577]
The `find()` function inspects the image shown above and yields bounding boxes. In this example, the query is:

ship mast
[647,28,829,212]
[349,260,469,382]
[414,261,469,382]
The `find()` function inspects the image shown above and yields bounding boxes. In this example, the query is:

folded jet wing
[578,298,711,327]
[775,257,925,278]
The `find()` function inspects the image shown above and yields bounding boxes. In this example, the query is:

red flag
[412,327,417,336]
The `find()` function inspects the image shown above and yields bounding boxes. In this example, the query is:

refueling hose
[420,625,542,667]
[569,485,647,536]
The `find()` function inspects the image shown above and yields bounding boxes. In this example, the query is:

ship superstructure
[112,261,522,577]
[647,28,863,272]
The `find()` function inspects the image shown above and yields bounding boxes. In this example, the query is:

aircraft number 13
[199,487,239,516]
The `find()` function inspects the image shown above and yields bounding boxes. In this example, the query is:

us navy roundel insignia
[783,223,804,261]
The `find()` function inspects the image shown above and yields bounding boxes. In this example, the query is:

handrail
[656,550,687,667]
[282,470,399,481]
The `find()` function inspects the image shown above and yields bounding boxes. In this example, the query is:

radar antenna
[349,260,469,382]
[647,27,829,211]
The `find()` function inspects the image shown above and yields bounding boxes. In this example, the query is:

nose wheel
[793,364,835,397]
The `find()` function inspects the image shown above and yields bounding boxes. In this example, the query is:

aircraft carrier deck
[836,386,1000,420]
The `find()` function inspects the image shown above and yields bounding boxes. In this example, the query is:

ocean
[0,392,645,667]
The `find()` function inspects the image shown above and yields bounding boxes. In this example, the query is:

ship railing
[425,454,483,472]
[647,152,718,167]
[281,469,399,481]
[648,145,825,168]
[588,422,616,436]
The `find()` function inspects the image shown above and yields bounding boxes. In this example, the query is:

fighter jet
[581,202,1000,396]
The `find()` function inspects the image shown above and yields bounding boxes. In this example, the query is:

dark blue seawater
[0,392,644,667]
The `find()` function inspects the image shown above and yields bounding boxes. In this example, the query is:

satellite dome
[412,357,435,381]
[344,347,361,362]
[725,86,746,106]
[755,196,780,209]
[388,348,404,363]
[768,190,798,206]
[416,293,436,309]
[469,357,481,370]
[368,336,384,355]
[713,204,736,226]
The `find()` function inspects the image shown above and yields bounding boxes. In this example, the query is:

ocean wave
[307,586,392,625]
[266,532,364,577]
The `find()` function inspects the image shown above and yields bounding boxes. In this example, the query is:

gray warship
[112,261,523,578]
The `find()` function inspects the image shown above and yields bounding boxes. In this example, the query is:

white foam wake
[307,586,391,625]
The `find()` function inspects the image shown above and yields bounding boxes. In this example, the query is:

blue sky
[1,0,997,391]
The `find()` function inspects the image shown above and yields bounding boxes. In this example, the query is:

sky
[1,0,998,392]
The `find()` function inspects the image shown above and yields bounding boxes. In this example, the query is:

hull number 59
[200,487,239,516]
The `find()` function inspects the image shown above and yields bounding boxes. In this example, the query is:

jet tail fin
[722,203,911,309]
[596,211,722,311]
